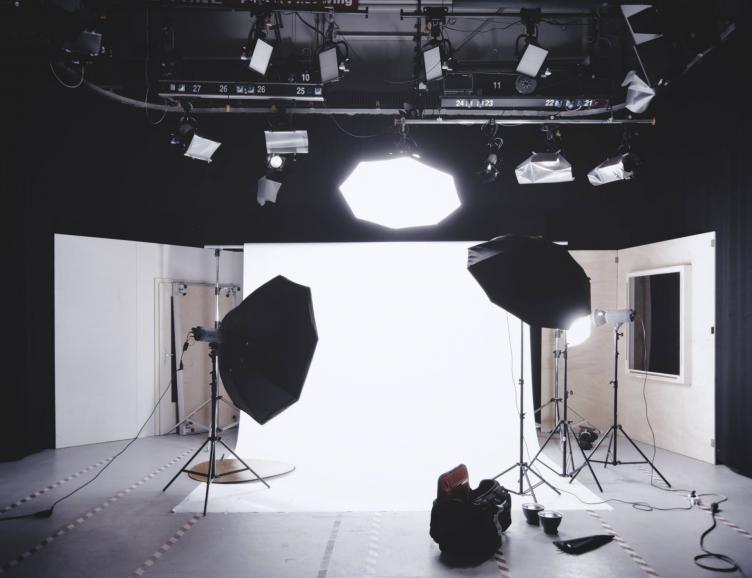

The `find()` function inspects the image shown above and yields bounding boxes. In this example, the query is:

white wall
[540,233,716,464]
[54,235,243,448]
[617,232,716,463]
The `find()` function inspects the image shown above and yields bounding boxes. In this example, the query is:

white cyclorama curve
[338,156,461,229]
[173,242,609,513]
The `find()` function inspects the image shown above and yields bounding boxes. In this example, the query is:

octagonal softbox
[219,275,318,424]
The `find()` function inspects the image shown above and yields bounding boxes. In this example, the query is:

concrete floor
[1,432,750,578]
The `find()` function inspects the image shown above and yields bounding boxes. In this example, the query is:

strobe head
[593,308,635,327]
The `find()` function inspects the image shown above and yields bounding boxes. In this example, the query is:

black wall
[3,7,751,476]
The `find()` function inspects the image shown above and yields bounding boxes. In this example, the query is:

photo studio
[2,2,751,578]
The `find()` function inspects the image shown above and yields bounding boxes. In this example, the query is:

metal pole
[612,327,620,465]
[519,320,525,495]
[562,337,569,475]
[214,249,221,329]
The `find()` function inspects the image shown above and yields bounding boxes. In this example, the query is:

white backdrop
[175,242,607,512]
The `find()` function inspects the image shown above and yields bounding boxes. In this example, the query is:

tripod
[162,342,270,515]
[493,320,560,503]
[570,325,670,488]
[528,330,603,491]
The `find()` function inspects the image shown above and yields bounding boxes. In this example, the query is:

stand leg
[521,466,538,503]
[527,421,562,470]
[618,426,671,487]
[572,429,603,492]
[162,438,210,492]
[202,440,215,516]
[218,439,271,489]
[525,464,561,495]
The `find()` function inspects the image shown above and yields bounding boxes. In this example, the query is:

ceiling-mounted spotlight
[588,128,639,186]
[256,130,309,206]
[318,15,350,83]
[422,11,453,82]
[241,13,275,75]
[515,126,574,184]
[170,106,221,163]
[515,9,548,80]
[478,121,503,183]
[338,121,460,229]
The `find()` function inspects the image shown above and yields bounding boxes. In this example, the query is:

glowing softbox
[515,152,574,184]
[339,156,461,229]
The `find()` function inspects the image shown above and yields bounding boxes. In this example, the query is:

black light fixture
[478,121,503,183]
[241,12,275,76]
[170,103,221,163]
[318,14,350,84]
[257,130,309,206]
[514,9,548,93]
[422,9,453,82]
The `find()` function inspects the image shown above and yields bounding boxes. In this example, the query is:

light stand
[527,330,603,491]
[492,321,561,502]
[162,249,271,516]
[162,340,270,515]
[570,321,670,488]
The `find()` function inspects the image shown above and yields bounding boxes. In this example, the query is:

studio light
[267,154,284,170]
[422,14,453,82]
[516,43,548,78]
[423,45,444,82]
[478,121,503,183]
[318,17,351,84]
[588,154,636,186]
[515,126,574,184]
[339,156,460,229]
[248,38,273,75]
[256,130,308,206]
[264,130,309,155]
[170,108,221,163]
[184,135,222,163]
[566,315,592,347]
[593,308,635,327]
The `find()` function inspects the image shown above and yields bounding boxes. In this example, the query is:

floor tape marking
[0,449,192,575]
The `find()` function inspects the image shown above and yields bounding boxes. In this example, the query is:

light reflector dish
[184,135,221,163]
[515,152,574,184]
[516,44,548,78]
[249,39,273,75]
[338,156,460,229]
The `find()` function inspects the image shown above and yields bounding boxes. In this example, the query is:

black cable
[0,337,191,522]
[694,502,746,576]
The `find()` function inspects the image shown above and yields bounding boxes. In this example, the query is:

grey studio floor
[1,431,751,578]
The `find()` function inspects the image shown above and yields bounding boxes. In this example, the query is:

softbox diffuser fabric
[219,275,318,425]
[467,234,591,329]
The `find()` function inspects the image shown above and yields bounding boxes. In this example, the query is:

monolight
[588,154,635,186]
[184,135,221,163]
[338,156,460,229]
[515,152,574,184]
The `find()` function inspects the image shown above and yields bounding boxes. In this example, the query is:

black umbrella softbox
[219,275,318,425]
[467,234,591,329]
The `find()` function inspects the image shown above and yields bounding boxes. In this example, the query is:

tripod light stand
[492,320,561,502]
[570,309,670,488]
[528,324,603,491]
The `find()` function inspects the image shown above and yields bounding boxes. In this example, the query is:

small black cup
[522,502,544,525]
[538,510,563,535]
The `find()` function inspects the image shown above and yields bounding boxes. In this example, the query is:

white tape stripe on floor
[127,516,201,578]
[0,457,112,515]
[699,506,752,541]
[364,512,383,577]
[494,549,512,578]
[587,509,661,578]
[0,449,192,575]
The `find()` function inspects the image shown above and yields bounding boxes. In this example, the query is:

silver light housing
[264,130,309,155]
[515,151,574,184]
[184,135,221,163]
[588,154,635,186]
